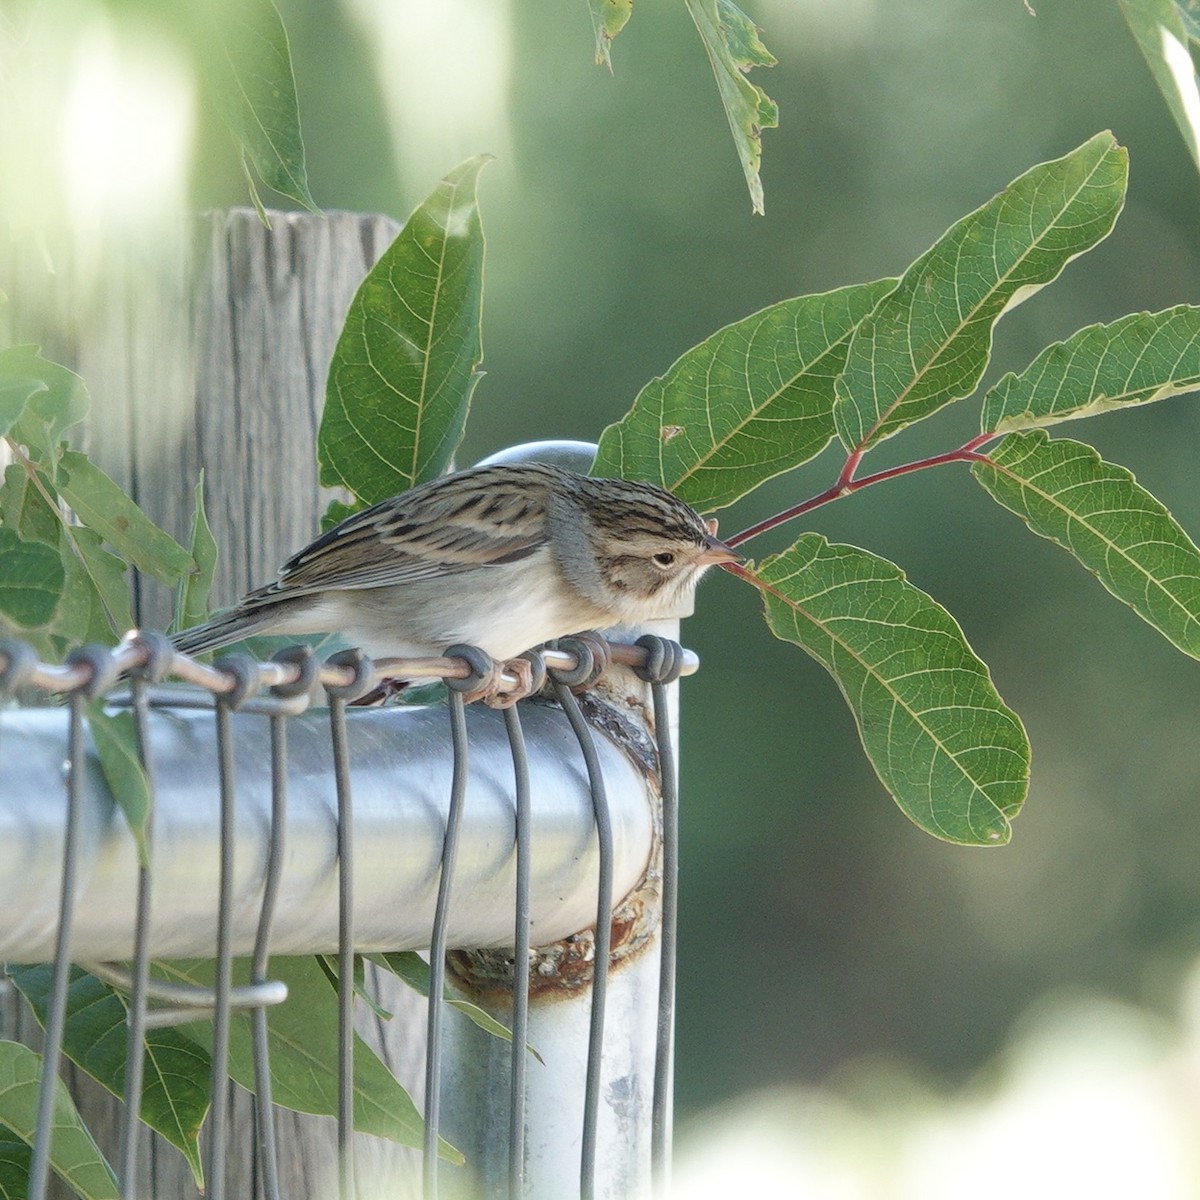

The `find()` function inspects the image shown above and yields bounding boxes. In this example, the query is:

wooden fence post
[1,210,432,1198]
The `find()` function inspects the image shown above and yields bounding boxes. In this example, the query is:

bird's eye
[652,551,677,569]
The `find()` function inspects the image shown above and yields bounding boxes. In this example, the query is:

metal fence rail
[0,630,688,1200]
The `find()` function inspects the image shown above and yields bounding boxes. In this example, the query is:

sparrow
[171,463,740,664]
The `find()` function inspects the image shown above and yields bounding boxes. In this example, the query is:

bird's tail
[172,607,282,656]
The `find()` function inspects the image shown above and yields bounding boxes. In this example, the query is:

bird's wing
[241,471,552,605]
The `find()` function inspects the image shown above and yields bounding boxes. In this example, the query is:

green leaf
[8,967,208,1189]
[65,527,134,639]
[684,0,778,215]
[160,958,463,1163]
[1118,0,1200,174]
[0,1039,119,1199]
[0,462,60,547]
[57,452,193,587]
[319,497,360,533]
[981,306,1200,433]
[749,535,1029,845]
[211,0,318,213]
[0,528,64,630]
[0,1136,34,1198]
[0,376,46,439]
[318,156,490,505]
[86,706,152,865]
[175,472,218,632]
[3,347,88,470]
[593,278,896,511]
[588,0,633,67]
[370,952,527,1052]
[1178,0,1200,40]
[833,132,1128,453]
[972,431,1200,660]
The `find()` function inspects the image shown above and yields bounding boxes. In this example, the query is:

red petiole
[723,432,997,551]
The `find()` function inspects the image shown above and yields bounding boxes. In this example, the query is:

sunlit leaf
[9,967,207,1188]
[982,306,1200,432]
[1118,0,1200,174]
[0,1040,119,1199]
[211,0,318,213]
[748,536,1029,845]
[684,0,778,214]
[3,347,88,470]
[973,431,1200,659]
[833,132,1127,452]
[594,278,896,511]
[319,156,490,505]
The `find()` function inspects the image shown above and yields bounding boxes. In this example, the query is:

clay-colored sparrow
[172,463,739,662]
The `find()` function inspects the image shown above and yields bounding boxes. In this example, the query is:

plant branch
[725,433,997,550]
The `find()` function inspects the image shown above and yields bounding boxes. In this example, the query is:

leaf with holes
[972,431,1200,659]
[833,132,1127,453]
[589,0,633,67]
[319,156,489,507]
[0,1040,119,1199]
[8,967,208,1189]
[748,536,1029,844]
[685,0,778,214]
[593,278,896,511]
[981,305,1200,433]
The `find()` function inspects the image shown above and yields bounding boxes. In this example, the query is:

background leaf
[684,0,778,215]
[972,430,1200,659]
[370,952,527,1051]
[1118,0,1200,174]
[0,1040,119,1200]
[833,132,1128,453]
[593,278,895,511]
[981,305,1200,433]
[0,528,63,631]
[175,471,218,632]
[207,0,317,213]
[161,957,463,1163]
[588,0,633,68]
[85,706,152,864]
[318,156,490,506]
[63,527,133,639]
[3,348,88,471]
[56,452,193,587]
[8,967,208,1188]
[748,536,1029,845]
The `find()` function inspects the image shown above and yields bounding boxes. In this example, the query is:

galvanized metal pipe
[0,698,654,963]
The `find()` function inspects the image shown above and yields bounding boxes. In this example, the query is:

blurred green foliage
[13,0,1200,1124]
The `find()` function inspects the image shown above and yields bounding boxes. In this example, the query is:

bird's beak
[697,533,741,566]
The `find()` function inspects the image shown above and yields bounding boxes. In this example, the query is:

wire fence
[0,629,691,1200]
